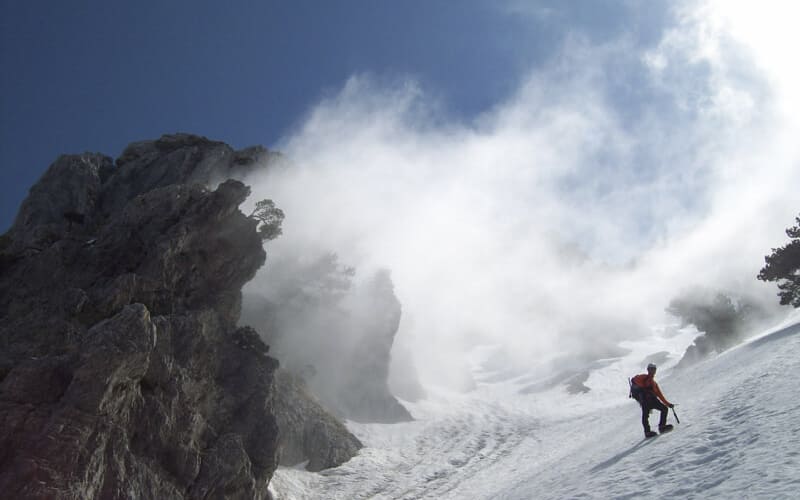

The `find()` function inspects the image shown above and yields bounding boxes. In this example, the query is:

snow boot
[644,430,658,438]
[659,424,674,433]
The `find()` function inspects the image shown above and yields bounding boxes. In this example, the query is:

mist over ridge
[241,1,799,391]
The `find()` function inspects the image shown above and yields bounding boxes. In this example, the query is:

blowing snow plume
[242,0,799,396]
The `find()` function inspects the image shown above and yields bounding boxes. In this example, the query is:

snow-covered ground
[270,314,800,499]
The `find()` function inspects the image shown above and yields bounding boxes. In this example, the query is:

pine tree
[757,214,800,307]
[249,199,285,241]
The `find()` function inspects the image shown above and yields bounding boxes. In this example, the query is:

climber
[630,363,675,438]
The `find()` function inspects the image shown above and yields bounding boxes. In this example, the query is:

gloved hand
[668,403,675,408]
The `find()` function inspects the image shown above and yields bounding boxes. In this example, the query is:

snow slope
[270,317,800,499]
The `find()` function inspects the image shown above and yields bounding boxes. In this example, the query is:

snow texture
[270,315,800,499]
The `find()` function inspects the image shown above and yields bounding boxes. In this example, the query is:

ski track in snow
[272,320,800,500]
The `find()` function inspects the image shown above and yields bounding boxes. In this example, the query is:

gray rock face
[329,270,413,423]
[242,260,413,424]
[7,153,113,253]
[0,134,359,499]
[273,370,362,472]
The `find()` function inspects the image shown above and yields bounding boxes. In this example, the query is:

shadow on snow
[589,437,659,473]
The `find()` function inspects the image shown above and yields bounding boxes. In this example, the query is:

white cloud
[245,1,799,390]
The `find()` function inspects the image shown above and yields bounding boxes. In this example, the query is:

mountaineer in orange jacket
[630,363,675,438]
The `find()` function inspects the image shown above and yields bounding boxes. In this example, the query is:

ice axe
[671,405,680,424]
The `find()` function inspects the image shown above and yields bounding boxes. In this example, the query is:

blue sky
[0,0,670,232]
[3,0,799,382]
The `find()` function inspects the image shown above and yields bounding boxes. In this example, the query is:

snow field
[271,319,800,499]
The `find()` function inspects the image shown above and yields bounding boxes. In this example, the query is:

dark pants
[640,394,668,432]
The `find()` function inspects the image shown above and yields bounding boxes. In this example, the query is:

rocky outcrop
[331,270,412,423]
[667,290,778,369]
[6,134,275,255]
[0,134,359,499]
[273,370,362,472]
[242,260,413,423]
